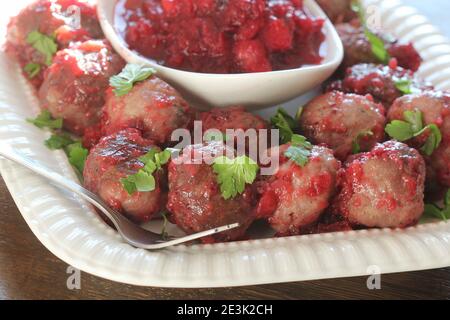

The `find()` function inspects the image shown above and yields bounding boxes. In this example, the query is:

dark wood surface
[0,178,449,300]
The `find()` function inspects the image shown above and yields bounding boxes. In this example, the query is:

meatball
[328,63,433,107]
[167,142,256,243]
[199,106,269,155]
[336,23,422,72]
[299,91,386,160]
[256,145,341,236]
[102,77,195,146]
[84,129,166,224]
[316,0,357,24]
[388,91,450,187]
[6,0,103,87]
[332,141,426,228]
[39,40,125,136]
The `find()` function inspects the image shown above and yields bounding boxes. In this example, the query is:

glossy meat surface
[388,91,450,187]
[102,77,195,146]
[333,141,426,228]
[6,0,103,87]
[336,23,422,72]
[328,63,433,107]
[256,145,341,236]
[299,91,386,160]
[167,142,256,243]
[84,129,166,223]
[39,40,125,135]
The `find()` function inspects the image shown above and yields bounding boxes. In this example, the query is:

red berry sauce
[116,0,325,73]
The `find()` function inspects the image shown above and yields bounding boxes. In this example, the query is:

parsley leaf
[352,130,374,154]
[385,110,442,156]
[26,31,58,66]
[271,108,299,144]
[45,133,76,150]
[66,142,88,174]
[121,149,171,195]
[394,79,413,95]
[27,110,63,129]
[213,155,259,200]
[352,0,390,64]
[424,190,450,221]
[24,63,41,79]
[160,211,170,240]
[110,64,155,97]
[284,134,313,167]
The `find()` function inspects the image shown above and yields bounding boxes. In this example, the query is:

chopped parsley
[352,130,374,154]
[385,110,442,156]
[66,142,89,174]
[45,133,76,150]
[213,155,259,200]
[424,190,450,221]
[121,149,171,195]
[394,79,414,95]
[352,0,390,64]
[26,31,58,66]
[27,110,63,130]
[271,108,299,144]
[110,64,155,97]
[24,63,41,79]
[284,134,313,167]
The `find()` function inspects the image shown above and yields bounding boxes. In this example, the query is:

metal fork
[0,143,239,250]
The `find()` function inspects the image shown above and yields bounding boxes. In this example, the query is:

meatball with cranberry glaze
[167,142,256,243]
[256,145,341,236]
[316,0,357,24]
[332,141,426,228]
[328,63,432,107]
[102,76,195,146]
[39,40,125,136]
[84,129,166,224]
[388,91,450,187]
[200,106,269,154]
[299,91,386,160]
[6,0,103,87]
[336,23,422,72]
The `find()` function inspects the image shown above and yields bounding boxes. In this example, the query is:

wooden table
[2,0,450,300]
[1,178,449,300]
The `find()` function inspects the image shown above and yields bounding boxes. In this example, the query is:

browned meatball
[336,23,422,72]
[39,40,125,136]
[332,141,426,228]
[102,77,195,146]
[328,63,433,107]
[299,91,386,160]
[315,0,357,24]
[84,129,166,224]
[6,0,103,87]
[256,145,341,236]
[167,142,256,243]
[388,91,450,188]
[199,106,269,155]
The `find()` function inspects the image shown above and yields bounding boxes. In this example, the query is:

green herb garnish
[213,155,259,200]
[66,142,89,174]
[352,130,374,154]
[385,110,442,156]
[394,79,413,95]
[271,108,299,144]
[424,190,450,221]
[26,31,58,66]
[45,132,76,150]
[27,110,63,129]
[121,149,171,195]
[24,63,41,79]
[284,134,313,167]
[110,64,155,97]
[352,0,390,64]
[160,211,170,240]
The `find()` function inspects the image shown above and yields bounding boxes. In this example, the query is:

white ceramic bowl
[97,0,344,110]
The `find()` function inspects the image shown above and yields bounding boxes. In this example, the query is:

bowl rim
[97,0,344,79]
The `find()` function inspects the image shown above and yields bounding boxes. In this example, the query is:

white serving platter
[0,0,450,288]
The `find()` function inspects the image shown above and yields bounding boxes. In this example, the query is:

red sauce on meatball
[116,0,325,73]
